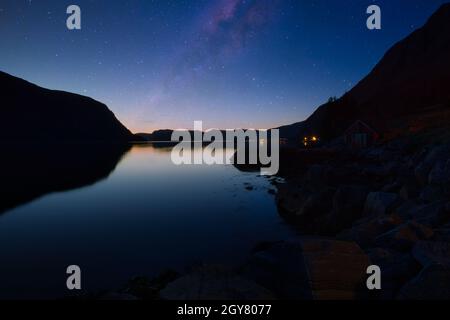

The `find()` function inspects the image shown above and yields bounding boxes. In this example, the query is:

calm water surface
[0,144,294,299]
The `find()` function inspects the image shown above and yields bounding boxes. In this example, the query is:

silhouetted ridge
[280,3,450,141]
[0,71,135,142]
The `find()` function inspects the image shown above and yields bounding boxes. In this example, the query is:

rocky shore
[274,132,450,299]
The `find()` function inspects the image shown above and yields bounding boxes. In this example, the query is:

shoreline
[95,129,450,300]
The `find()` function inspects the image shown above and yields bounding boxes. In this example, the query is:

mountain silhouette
[280,3,450,141]
[0,71,136,142]
[137,130,175,142]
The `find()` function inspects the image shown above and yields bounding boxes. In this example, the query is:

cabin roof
[345,120,378,135]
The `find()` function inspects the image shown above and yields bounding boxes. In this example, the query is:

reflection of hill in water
[0,143,131,214]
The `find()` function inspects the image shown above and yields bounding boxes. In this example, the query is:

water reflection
[0,143,131,214]
[0,143,292,299]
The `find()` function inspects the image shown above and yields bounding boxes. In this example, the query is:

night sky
[0,0,448,133]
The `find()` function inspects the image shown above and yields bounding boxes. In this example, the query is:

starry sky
[0,0,448,133]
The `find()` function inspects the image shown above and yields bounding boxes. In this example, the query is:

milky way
[163,0,280,92]
[0,0,447,132]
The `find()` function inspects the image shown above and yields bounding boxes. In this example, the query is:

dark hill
[137,130,175,142]
[281,3,450,142]
[0,71,135,142]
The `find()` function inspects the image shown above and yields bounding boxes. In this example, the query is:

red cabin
[344,120,379,148]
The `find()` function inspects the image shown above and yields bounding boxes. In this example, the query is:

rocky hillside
[0,71,136,142]
[281,3,450,141]
[275,128,450,299]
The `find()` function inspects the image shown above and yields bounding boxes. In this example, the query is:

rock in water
[159,265,275,300]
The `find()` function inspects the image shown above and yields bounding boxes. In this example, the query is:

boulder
[392,200,448,227]
[433,226,450,242]
[425,145,450,164]
[382,181,402,193]
[276,184,311,217]
[393,200,420,220]
[296,188,335,221]
[420,185,448,204]
[415,163,431,186]
[337,215,402,248]
[374,221,434,251]
[364,192,400,217]
[99,292,139,300]
[368,248,421,299]
[361,163,397,179]
[415,145,450,186]
[428,159,450,186]
[278,187,335,234]
[399,180,421,200]
[412,241,450,267]
[276,184,337,234]
[305,165,331,186]
[397,264,450,300]
[410,201,449,227]
[122,271,179,300]
[160,265,275,300]
[240,238,370,300]
[325,185,370,233]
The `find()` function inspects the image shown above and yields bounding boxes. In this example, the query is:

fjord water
[0,144,293,299]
